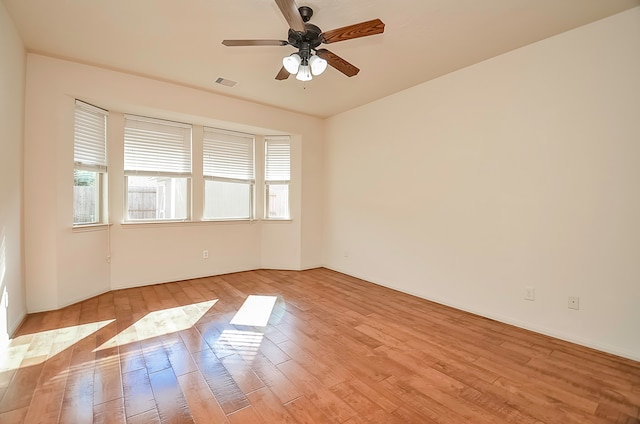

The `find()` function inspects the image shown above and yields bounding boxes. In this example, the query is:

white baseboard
[8,310,27,338]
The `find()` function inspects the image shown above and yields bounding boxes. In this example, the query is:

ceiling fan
[222,0,385,81]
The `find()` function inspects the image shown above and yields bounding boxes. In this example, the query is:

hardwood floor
[0,268,638,423]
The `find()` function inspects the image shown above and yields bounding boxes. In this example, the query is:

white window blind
[265,137,290,182]
[74,100,108,172]
[265,137,290,220]
[203,128,255,181]
[203,128,255,220]
[124,115,192,175]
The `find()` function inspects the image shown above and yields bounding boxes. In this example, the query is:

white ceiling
[4,0,639,118]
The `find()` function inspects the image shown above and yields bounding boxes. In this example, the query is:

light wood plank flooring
[0,268,638,423]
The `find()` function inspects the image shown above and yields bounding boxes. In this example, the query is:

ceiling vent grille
[214,77,237,87]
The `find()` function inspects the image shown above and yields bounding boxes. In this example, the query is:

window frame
[124,174,192,222]
[264,137,291,220]
[123,115,193,223]
[73,100,108,226]
[202,127,256,221]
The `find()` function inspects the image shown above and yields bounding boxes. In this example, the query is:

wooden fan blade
[274,0,306,33]
[321,18,385,44]
[222,39,288,47]
[276,66,291,80]
[316,49,359,77]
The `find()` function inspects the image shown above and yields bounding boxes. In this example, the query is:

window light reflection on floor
[230,295,278,327]
[95,299,217,351]
[219,329,264,362]
[1,319,114,372]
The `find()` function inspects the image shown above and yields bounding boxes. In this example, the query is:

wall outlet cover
[568,296,580,310]
[525,287,535,301]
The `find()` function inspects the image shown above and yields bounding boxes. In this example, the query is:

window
[265,137,290,219]
[203,128,255,220]
[124,115,192,221]
[73,100,108,225]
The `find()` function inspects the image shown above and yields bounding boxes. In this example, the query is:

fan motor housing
[288,23,322,49]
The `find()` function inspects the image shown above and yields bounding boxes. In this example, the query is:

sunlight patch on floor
[0,319,114,372]
[95,299,217,351]
[230,295,277,327]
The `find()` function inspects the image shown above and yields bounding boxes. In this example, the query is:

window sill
[119,219,292,228]
[72,223,112,232]
[121,219,260,228]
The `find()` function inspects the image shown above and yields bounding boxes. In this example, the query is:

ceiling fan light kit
[283,53,302,74]
[296,63,313,81]
[222,0,385,82]
[283,53,327,80]
[309,55,328,76]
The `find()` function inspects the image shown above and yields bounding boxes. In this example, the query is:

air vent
[214,77,237,88]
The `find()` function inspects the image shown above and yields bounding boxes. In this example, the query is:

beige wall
[10,5,640,360]
[325,8,640,360]
[0,2,26,341]
[24,55,324,312]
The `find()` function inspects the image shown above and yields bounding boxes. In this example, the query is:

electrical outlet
[568,296,580,310]
[202,250,209,259]
[524,287,535,301]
